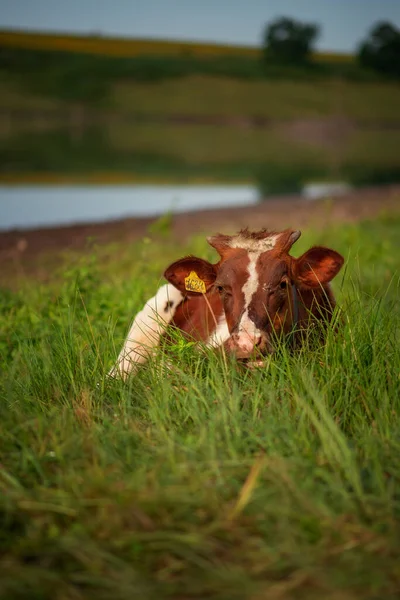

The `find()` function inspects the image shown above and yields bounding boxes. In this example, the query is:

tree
[358,21,400,77]
[263,17,320,66]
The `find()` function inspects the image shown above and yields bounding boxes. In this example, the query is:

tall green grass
[1,215,400,599]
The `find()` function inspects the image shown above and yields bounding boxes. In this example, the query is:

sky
[0,0,400,53]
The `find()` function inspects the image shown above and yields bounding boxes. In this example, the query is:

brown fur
[171,292,224,341]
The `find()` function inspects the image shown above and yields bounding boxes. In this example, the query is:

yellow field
[0,29,354,62]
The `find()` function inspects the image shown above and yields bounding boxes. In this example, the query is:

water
[303,182,351,201]
[0,184,258,231]
[0,181,351,231]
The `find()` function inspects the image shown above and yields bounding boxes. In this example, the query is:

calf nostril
[255,337,262,347]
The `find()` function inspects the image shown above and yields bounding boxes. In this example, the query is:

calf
[109,228,344,379]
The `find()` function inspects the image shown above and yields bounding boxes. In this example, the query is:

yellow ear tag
[184,271,206,294]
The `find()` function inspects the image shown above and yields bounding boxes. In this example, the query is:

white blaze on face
[228,233,279,353]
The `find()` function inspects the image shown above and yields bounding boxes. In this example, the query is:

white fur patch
[109,283,183,380]
[206,314,230,348]
[237,252,262,343]
[228,234,278,253]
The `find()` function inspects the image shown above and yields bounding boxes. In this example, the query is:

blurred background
[0,0,399,230]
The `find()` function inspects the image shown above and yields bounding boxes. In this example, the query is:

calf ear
[293,246,344,288]
[164,256,217,295]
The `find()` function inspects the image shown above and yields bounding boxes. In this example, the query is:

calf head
[164,229,344,359]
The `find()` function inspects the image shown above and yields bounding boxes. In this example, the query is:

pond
[0,184,259,231]
[0,181,351,231]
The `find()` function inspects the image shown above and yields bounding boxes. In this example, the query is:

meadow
[1,35,400,187]
[112,76,400,120]
[2,72,400,188]
[1,211,400,599]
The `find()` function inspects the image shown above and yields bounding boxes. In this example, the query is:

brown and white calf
[109,228,344,379]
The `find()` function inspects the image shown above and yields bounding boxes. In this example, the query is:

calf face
[164,229,344,359]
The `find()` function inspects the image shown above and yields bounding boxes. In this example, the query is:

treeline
[262,17,400,77]
[1,18,399,105]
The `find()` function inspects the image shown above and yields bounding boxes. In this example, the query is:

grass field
[108,121,400,169]
[2,74,399,121]
[2,70,400,186]
[1,212,400,599]
[1,33,400,187]
[113,76,400,121]
[1,29,400,185]
[5,118,400,188]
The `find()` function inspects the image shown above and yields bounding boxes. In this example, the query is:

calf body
[110,228,344,378]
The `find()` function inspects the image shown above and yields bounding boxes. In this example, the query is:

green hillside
[0,34,399,187]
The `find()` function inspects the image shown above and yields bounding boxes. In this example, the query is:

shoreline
[1,185,399,265]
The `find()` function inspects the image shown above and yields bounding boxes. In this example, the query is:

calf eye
[216,285,224,294]
[279,280,287,290]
